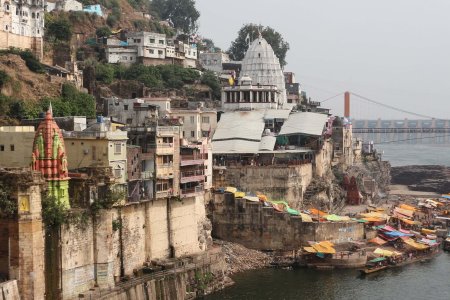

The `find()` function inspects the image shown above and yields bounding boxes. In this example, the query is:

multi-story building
[199,51,230,73]
[0,0,45,59]
[0,126,35,167]
[170,108,217,142]
[63,118,128,185]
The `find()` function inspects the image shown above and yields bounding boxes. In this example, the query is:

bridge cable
[350,92,437,119]
[319,92,345,103]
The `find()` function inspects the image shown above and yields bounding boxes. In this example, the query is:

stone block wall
[213,164,313,208]
[59,195,206,298]
[0,32,43,60]
[0,280,20,300]
[211,192,364,251]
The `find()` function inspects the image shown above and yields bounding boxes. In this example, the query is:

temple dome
[239,35,287,104]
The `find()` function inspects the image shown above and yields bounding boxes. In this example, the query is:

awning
[394,207,414,218]
[309,208,328,217]
[326,214,351,222]
[399,204,417,211]
[311,241,336,254]
[244,196,260,202]
[403,238,429,250]
[362,217,385,223]
[300,213,313,223]
[304,246,317,253]
[421,228,437,235]
[368,237,388,245]
[226,186,237,193]
[369,257,386,263]
[234,191,245,198]
[360,212,388,220]
[373,248,402,257]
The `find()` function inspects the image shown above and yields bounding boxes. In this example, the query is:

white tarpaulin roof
[279,112,328,136]
[212,111,265,142]
[259,135,276,151]
[264,109,291,120]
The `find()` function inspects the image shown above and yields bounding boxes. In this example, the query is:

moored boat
[359,257,388,275]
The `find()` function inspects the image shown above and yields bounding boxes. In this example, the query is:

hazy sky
[196,0,450,119]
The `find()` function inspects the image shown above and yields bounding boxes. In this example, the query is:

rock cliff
[391,165,450,194]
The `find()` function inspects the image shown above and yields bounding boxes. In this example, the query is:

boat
[444,237,450,251]
[359,257,388,275]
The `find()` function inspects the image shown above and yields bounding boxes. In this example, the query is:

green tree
[151,0,200,33]
[228,24,290,67]
[46,17,73,42]
[0,70,10,87]
[201,71,220,99]
[96,26,112,37]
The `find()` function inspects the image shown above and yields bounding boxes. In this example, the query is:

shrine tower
[31,106,70,207]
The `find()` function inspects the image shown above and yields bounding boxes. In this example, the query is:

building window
[0,145,4,151]
[130,57,133,61]
[36,13,39,18]
[10,145,14,151]
[158,50,163,55]
[124,104,128,110]
[150,38,155,43]
[162,137,173,143]
[122,56,127,60]
[160,155,172,164]
[159,40,164,45]
[202,116,210,124]
[191,131,195,138]
[190,116,195,124]
[114,143,122,154]
[149,49,154,54]
[202,131,209,137]
[32,12,35,18]
[114,168,121,178]
[156,181,169,192]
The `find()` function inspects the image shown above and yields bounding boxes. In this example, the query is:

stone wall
[213,164,313,208]
[0,32,43,60]
[59,195,207,299]
[211,192,364,251]
[0,280,20,300]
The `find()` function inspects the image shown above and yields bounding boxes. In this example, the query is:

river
[205,144,450,300]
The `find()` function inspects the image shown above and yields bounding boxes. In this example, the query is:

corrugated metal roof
[279,112,328,136]
[259,135,276,151]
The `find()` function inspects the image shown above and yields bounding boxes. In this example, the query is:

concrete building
[170,108,217,142]
[63,118,128,184]
[0,126,35,168]
[105,46,137,64]
[0,0,45,59]
[83,4,102,16]
[55,0,82,12]
[199,51,230,73]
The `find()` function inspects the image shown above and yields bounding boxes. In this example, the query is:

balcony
[180,170,204,184]
[180,154,204,166]
[181,185,204,197]
[156,190,170,199]
[157,127,179,136]
[141,171,153,180]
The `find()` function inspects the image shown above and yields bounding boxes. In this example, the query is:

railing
[181,155,203,161]
[181,185,204,195]
[181,170,204,177]
[141,171,153,180]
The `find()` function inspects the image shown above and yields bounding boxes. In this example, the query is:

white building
[170,109,217,142]
[199,51,230,73]
[105,47,137,64]
[0,0,45,59]
[55,0,82,12]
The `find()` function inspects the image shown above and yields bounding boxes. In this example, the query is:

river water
[206,144,450,300]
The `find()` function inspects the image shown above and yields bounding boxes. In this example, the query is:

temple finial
[48,102,53,116]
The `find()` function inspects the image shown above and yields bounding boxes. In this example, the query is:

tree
[46,17,73,42]
[151,0,200,34]
[228,24,290,68]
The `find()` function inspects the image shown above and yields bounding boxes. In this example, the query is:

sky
[195,0,450,119]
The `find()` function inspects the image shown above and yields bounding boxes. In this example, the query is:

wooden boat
[359,257,388,275]
[444,237,450,251]
[359,265,388,274]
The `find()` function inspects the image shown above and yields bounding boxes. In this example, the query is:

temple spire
[48,102,53,116]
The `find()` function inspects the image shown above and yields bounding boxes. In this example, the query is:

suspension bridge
[320,91,450,144]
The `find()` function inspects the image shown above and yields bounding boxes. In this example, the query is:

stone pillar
[0,170,46,300]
